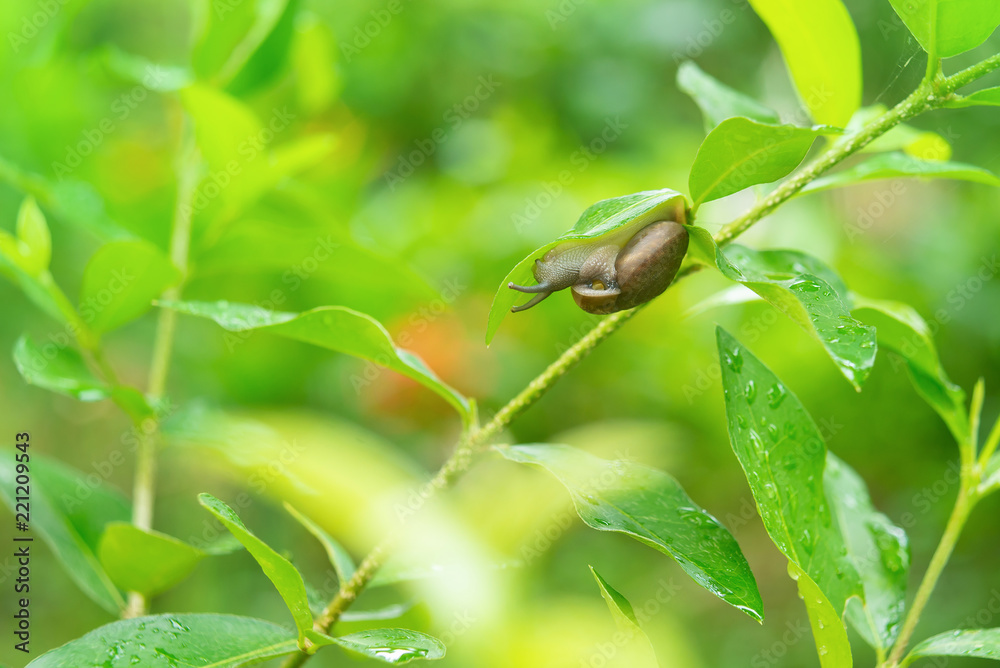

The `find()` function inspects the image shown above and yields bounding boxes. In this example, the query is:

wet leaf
[327,628,446,664]
[25,614,299,667]
[904,628,1000,665]
[825,454,909,652]
[691,229,876,389]
[499,444,763,621]
[717,327,862,665]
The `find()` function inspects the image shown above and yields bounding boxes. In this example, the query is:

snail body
[509,220,689,315]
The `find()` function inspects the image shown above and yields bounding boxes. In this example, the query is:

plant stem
[884,479,980,668]
[123,129,198,619]
[283,51,1000,667]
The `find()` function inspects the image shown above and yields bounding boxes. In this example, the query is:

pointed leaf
[676,61,780,130]
[498,444,764,621]
[689,119,832,208]
[748,0,861,126]
[162,301,471,424]
[888,0,1000,58]
[691,229,876,389]
[15,197,50,274]
[284,502,356,583]
[905,628,1000,665]
[198,493,313,644]
[590,566,659,667]
[801,153,1000,195]
[947,87,1000,109]
[97,523,206,596]
[487,189,687,343]
[328,628,446,664]
[825,454,909,652]
[717,327,862,661]
[25,614,300,667]
[13,335,109,401]
[0,452,128,613]
[788,561,854,668]
[80,241,181,335]
[852,295,967,444]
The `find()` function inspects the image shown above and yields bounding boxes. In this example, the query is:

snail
[508,220,689,315]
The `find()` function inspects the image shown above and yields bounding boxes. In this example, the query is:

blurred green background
[1,0,999,666]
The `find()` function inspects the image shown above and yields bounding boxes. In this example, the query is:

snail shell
[509,220,689,314]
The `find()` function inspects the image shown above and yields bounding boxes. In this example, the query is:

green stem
[123,128,198,619]
[885,479,980,668]
[282,51,1000,668]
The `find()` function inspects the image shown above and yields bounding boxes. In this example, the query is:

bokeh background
[1,0,999,666]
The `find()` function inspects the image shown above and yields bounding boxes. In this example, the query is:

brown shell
[572,221,688,314]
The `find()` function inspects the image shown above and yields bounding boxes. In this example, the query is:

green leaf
[1,197,50,277]
[689,118,831,208]
[904,628,1000,665]
[690,228,876,389]
[0,452,128,613]
[800,153,1000,195]
[852,295,967,444]
[25,614,300,667]
[787,561,855,668]
[590,566,659,667]
[15,197,50,273]
[849,107,953,161]
[748,0,861,127]
[97,522,206,596]
[227,0,301,95]
[716,327,862,664]
[284,502,356,584]
[80,240,181,335]
[498,444,764,621]
[13,335,109,401]
[825,454,910,653]
[487,189,687,343]
[328,628,446,664]
[888,0,1000,59]
[161,301,472,424]
[947,87,1000,109]
[198,493,313,644]
[676,61,780,130]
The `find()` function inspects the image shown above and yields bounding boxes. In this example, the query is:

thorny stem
[282,54,1000,667]
[123,129,199,619]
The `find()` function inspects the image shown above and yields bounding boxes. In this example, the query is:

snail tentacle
[510,291,551,312]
